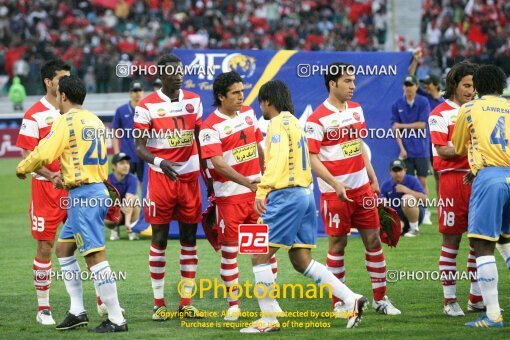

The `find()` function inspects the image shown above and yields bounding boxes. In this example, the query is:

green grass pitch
[0,157,508,339]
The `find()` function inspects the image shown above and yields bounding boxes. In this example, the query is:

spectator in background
[409,49,445,197]
[106,153,141,241]
[95,55,113,93]
[8,75,26,111]
[153,78,162,91]
[112,81,145,183]
[380,159,427,237]
[391,74,432,225]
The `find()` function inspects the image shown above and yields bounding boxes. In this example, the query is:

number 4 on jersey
[490,116,508,152]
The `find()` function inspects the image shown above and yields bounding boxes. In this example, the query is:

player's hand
[160,160,179,181]
[463,171,476,184]
[370,180,380,196]
[247,178,260,192]
[395,184,410,194]
[392,122,402,130]
[16,169,26,180]
[254,198,266,215]
[334,182,353,202]
[399,149,408,159]
[50,172,64,189]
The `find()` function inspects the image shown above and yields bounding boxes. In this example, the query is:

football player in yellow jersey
[240,80,367,333]
[16,76,127,333]
[452,65,510,328]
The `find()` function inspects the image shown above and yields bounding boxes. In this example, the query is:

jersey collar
[214,109,239,120]
[445,99,460,109]
[41,96,57,112]
[157,89,183,103]
[323,99,348,113]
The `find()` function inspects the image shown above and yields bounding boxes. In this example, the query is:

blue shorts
[260,186,317,249]
[468,167,510,241]
[59,183,109,255]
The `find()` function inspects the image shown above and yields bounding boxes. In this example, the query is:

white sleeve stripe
[19,119,39,138]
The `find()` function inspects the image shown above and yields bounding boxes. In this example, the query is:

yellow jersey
[256,111,312,199]
[452,95,510,175]
[17,108,108,189]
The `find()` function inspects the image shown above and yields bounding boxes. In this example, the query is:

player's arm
[361,142,379,195]
[16,117,68,179]
[112,108,121,154]
[429,112,458,159]
[408,49,421,76]
[395,183,427,201]
[134,105,178,180]
[210,156,258,192]
[451,108,470,156]
[391,103,407,158]
[257,142,265,175]
[20,148,61,185]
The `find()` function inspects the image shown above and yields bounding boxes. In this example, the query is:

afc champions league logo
[224,53,256,79]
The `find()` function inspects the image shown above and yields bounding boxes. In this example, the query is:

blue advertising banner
[132,49,413,238]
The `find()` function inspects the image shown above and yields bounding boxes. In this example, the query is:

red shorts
[145,169,202,224]
[321,184,380,236]
[438,171,471,234]
[216,200,259,245]
[30,178,67,241]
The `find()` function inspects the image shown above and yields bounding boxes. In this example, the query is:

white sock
[496,242,510,269]
[58,256,84,315]
[303,259,356,306]
[476,256,500,321]
[409,221,419,231]
[90,261,125,325]
[253,264,277,323]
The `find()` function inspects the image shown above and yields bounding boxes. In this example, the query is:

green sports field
[0,157,508,339]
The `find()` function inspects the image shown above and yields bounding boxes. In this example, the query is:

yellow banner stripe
[244,50,298,106]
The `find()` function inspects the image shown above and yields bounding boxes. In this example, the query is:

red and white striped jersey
[199,106,263,203]
[306,99,369,195]
[15,97,61,181]
[428,99,470,172]
[134,89,202,180]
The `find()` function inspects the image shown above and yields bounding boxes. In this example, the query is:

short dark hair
[58,75,86,105]
[324,62,353,92]
[213,71,243,107]
[157,53,181,75]
[40,59,71,93]
[258,80,294,115]
[473,65,507,97]
[444,62,478,99]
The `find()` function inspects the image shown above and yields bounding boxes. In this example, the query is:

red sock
[365,247,386,301]
[150,244,166,307]
[439,244,458,305]
[179,242,198,306]
[327,250,345,309]
[33,257,51,311]
[220,245,239,307]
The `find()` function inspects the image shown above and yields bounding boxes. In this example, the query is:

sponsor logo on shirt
[167,130,194,147]
[157,108,166,117]
[45,116,54,125]
[232,142,257,163]
[353,112,360,121]
[224,126,232,135]
[340,139,361,157]
[185,103,194,113]
[245,116,253,126]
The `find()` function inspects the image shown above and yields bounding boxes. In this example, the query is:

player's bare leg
[401,194,420,237]
[327,235,348,314]
[359,228,401,315]
[439,233,464,316]
[84,250,127,333]
[177,222,202,318]
[496,236,510,270]
[466,238,503,327]
[34,239,55,325]
[150,223,170,320]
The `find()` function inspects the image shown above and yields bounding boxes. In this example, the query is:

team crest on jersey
[305,126,314,136]
[185,103,194,113]
[45,116,54,125]
[245,116,253,126]
[21,123,26,130]
[224,126,232,135]
[429,118,437,126]
[353,112,360,121]
[157,108,166,117]
[201,132,210,142]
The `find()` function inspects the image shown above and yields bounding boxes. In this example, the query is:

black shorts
[398,207,424,234]
[130,160,145,182]
[405,157,430,177]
